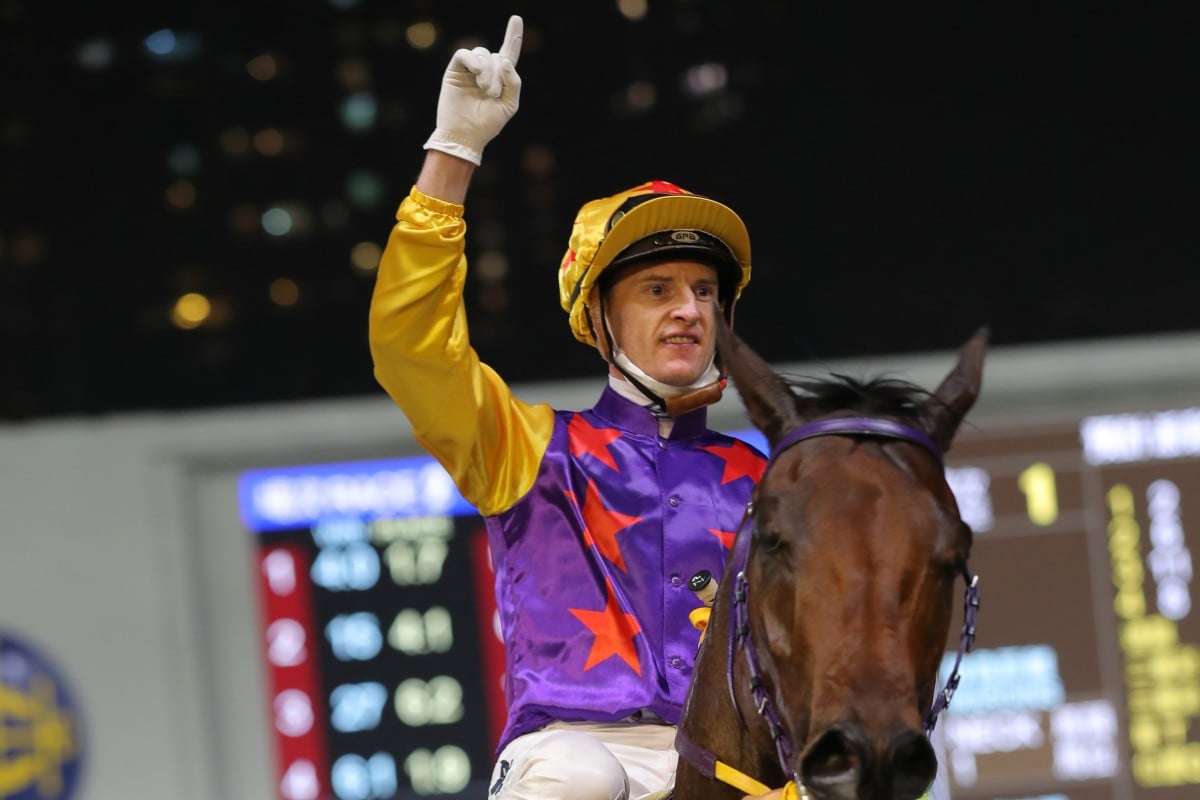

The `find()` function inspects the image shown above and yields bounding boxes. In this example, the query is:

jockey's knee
[493,730,629,800]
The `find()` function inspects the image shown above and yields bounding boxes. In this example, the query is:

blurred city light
[167,143,200,175]
[340,93,378,133]
[165,180,197,210]
[345,171,384,210]
[262,208,294,237]
[143,29,203,62]
[350,242,382,274]
[269,278,301,307]
[617,0,648,22]
[171,293,212,329]
[405,22,437,50]
[247,54,279,81]
[75,39,115,71]
[683,63,728,96]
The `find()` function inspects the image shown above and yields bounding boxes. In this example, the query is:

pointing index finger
[499,15,523,66]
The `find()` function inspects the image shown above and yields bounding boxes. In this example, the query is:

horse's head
[710,323,986,800]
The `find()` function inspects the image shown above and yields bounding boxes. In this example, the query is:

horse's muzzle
[800,723,936,800]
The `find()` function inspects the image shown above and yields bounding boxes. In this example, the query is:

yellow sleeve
[367,186,555,515]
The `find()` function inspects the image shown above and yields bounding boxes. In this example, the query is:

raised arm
[369,15,552,515]
[416,14,523,203]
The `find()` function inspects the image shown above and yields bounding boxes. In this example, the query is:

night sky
[4,2,1197,421]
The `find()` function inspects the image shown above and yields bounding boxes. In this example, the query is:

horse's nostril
[887,728,938,800]
[801,726,936,798]
[801,727,864,785]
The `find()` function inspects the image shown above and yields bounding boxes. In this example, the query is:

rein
[675,417,982,798]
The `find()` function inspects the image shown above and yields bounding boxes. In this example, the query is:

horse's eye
[754,523,783,552]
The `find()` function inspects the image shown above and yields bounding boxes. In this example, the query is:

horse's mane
[781,373,934,426]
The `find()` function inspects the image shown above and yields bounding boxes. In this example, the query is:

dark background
[4,1,1197,421]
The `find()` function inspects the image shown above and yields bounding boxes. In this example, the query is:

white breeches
[487,719,677,800]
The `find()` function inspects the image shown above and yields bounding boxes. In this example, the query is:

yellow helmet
[557,180,752,347]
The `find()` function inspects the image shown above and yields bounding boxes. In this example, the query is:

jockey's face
[601,259,720,387]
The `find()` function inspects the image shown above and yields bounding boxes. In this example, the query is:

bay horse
[672,325,986,800]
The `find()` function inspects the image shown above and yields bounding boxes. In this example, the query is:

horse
[671,324,987,800]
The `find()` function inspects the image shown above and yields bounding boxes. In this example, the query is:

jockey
[368,15,768,800]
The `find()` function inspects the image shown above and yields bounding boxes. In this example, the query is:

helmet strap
[662,379,726,417]
[595,294,727,418]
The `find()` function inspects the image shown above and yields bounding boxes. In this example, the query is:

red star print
[578,480,643,571]
[709,528,737,551]
[569,581,643,675]
[568,414,622,471]
[647,179,686,195]
[700,440,766,485]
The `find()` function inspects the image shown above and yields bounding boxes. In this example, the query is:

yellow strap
[712,760,771,796]
[715,777,928,799]
[708,751,931,800]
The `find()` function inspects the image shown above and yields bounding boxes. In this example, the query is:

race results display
[237,401,1200,800]
[239,457,505,800]
[933,405,1200,800]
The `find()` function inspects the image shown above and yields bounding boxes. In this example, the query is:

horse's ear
[715,311,800,447]
[923,326,988,451]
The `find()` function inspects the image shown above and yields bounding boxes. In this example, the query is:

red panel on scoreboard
[256,543,330,800]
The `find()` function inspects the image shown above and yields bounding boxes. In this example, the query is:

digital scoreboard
[237,403,1200,800]
[933,406,1200,800]
[238,457,506,800]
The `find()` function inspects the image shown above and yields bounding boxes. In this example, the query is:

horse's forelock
[781,373,933,424]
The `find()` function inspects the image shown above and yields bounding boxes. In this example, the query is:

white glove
[424,15,524,166]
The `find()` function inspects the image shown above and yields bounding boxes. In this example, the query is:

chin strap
[663,378,726,416]
[611,361,726,417]
[595,294,727,417]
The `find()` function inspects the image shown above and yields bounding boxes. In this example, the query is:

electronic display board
[932,405,1200,800]
[238,404,1200,800]
[239,456,506,800]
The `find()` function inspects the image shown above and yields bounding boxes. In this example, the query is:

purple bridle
[676,417,981,794]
